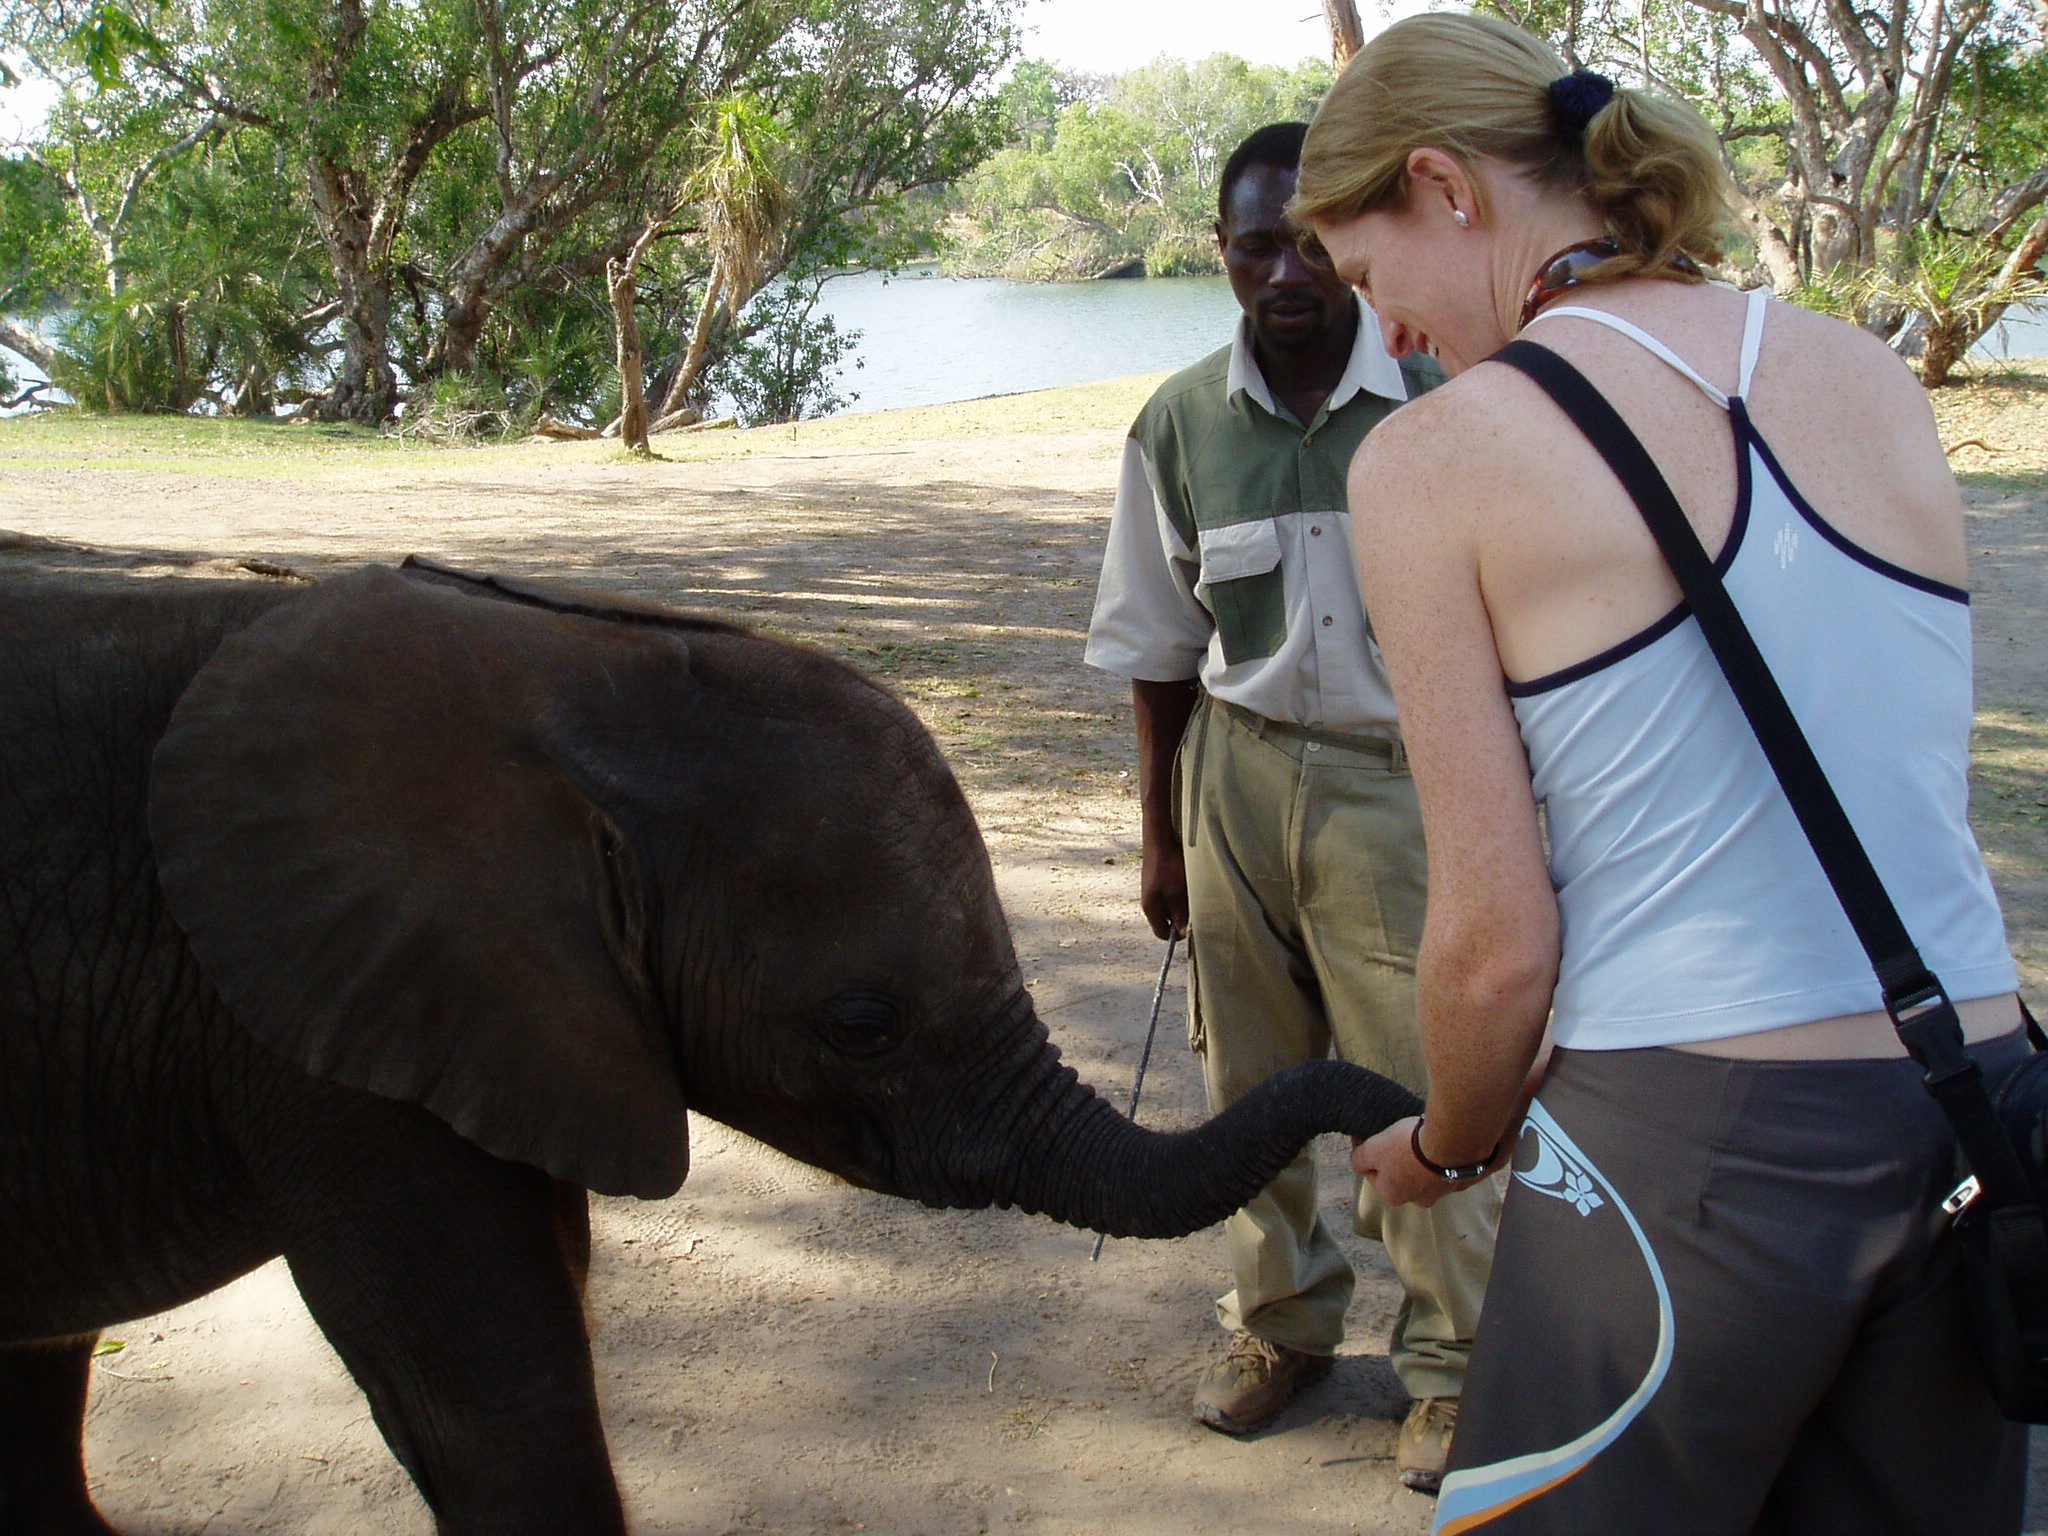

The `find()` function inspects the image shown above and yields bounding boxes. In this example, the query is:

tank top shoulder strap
[1733,284,1768,399]
[1521,287,1772,410]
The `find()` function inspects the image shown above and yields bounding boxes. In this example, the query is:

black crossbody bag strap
[1492,339,2040,1217]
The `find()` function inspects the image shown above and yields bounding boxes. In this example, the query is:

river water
[809,267,2048,416]
[799,268,1243,415]
[6,271,2045,420]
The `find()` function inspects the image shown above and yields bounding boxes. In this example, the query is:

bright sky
[0,67,57,144]
[1019,0,1336,71]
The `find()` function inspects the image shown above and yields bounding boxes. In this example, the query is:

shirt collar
[1226,295,1409,420]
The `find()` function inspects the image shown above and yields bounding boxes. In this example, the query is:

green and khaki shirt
[1085,299,1441,734]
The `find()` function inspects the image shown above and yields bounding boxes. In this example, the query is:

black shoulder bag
[1494,338,2048,1422]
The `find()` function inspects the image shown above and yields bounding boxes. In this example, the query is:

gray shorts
[1436,1036,2029,1536]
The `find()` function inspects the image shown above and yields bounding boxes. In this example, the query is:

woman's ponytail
[1294,12,1735,284]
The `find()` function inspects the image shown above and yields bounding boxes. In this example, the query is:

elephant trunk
[938,1021,1423,1239]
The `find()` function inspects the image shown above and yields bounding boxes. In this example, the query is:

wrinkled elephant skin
[0,558,1419,1534]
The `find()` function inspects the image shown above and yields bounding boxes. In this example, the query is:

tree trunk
[429,180,571,378]
[1919,207,2048,388]
[605,217,670,457]
[437,294,491,379]
[167,304,193,413]
[1323,0,1364,68]
[0,317,58,375]
[608,253,650,455]
[1918,320,1971,389]
[1730,189,1802,293]
[304,151,403,425]
[315,271,399,425]
[659,262,728,421]
[230,363,274,418]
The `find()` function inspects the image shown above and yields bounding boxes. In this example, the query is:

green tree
[5,0,1015,424]
[705,274,861,423]
[55,146,328,412]
[13,0,497,420]
[1488,0,2048,383]
[0,153,75,393]
[656,90,790,424]
[943,52,1334,280]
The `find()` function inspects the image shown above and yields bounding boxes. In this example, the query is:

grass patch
[0,411,427,467]
[0,372,1165,479]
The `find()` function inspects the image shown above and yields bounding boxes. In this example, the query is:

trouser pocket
[1174,692,1209,849]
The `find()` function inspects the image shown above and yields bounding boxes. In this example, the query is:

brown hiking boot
[1191,1330,1333,1434]
[1397,1396,1460,1494]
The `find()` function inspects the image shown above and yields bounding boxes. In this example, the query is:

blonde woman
[1292,12,2028,1533]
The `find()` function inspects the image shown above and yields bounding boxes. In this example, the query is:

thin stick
[1090,931,1180,1262]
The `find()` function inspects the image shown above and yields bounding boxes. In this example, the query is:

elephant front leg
[0,1332,120,1536]
[274,1126,623,1536]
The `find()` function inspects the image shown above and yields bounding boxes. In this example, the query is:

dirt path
[2,372,2043,1535]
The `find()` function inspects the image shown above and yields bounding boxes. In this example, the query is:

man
[1083,122,1502,1495]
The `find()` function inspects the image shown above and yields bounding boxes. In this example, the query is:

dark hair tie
[1549,70,1615,137]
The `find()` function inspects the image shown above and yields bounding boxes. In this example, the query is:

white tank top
[1510,289,2016,1051]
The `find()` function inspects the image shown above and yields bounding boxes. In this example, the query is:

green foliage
[0,156,80,312]
[67,3,163,88]
[1954,35,2048,195]
[2,0,1017,422]
[464,286,622,427]
[687,91,791,303]
[397,369,519,443]
[943,52,1334,280]
[997,58,1073,151]
[32,136,328,412]
[706,277,861,424]
[1804,233,2048,347]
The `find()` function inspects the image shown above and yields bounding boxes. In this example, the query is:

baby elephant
[0,557,1418,1534]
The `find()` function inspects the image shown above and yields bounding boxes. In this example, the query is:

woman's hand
[1353,1115,1509,1209]
[1353,1116,1447,1207]
[1353,1047,1551,1209]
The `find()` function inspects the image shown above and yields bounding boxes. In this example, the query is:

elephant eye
[816,990,903,1058]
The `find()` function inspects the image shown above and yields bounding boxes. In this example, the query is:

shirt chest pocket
[1195,520,1286,667]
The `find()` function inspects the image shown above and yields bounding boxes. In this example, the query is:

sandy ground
[1,369,2045,1535]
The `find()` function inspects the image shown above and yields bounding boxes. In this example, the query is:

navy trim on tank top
[1737,399,1970,605]
[1506,394,1963,700]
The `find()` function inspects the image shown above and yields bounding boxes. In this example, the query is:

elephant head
[149,561,1417,1232]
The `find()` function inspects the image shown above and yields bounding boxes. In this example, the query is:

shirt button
[1303,435,1314,447]
[1310,524,1322,536]
[1306,740,1322,752]
[1321,615,1334,627]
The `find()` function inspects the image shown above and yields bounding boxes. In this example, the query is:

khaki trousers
[1179,698,1501,1400]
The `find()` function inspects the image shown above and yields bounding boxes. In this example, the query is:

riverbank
[1,366,2043,1534]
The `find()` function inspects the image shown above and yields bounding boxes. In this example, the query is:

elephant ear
[150,564,694,1198]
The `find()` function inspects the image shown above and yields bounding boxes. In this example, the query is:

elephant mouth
[819,1111,902,1199]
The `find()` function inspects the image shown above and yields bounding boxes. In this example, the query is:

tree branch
[0,379,56,410]
[0,315,58,374]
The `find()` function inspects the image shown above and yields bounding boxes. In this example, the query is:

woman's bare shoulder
[1753,298,1931,416]
[1751,298,1964,570]
[1354,364,1552,530]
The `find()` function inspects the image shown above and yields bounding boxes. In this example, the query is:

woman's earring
[1452,208,1470,228]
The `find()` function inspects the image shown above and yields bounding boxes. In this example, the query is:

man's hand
[1131,677,1199,939]
[1140,835,1188,939]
